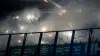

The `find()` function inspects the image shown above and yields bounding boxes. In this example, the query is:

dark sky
[0,0,55,19]
[0,0,100,16]
[0,0,99,12]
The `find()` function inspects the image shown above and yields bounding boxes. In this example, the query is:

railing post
[5,34,12,56]
[87,29,93,56]
[69,30,75,56]
[53,31,59,56]
[37,32,43,56]
[20,33,27,56]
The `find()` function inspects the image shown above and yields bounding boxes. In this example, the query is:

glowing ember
[44,0,48,2]
[27,14,35,20]
[13,31,16,33]
[16,16,19,19]
[6,30,9,33]
[49,34,52,37]
[41,41,45,44]
[69,23,73,27]
[41,27,47,32]
[20,26,24,30]
[18,40,21,43]
[59,9,67,15]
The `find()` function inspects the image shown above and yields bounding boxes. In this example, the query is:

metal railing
[0,28,100,56]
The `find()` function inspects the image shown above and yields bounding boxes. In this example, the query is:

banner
[9,42,100,56]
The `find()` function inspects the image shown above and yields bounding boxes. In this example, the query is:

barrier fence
[0,28,100,56]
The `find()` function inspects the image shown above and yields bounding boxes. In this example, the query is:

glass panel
[0,35,9,51]
[73,30,89,56]
[56,31,72,56]
[92,29,100,56]
[10,34,24,46]
[24,33,40,56]
[25,33,40,45]
[74,30,89,43]
[9,34,24,56]
[40,32,55,56]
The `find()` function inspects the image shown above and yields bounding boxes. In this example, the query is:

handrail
[0,28,100,35]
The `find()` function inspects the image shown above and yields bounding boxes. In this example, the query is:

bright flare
[41,27,47,32]
[20,26,24,30]
[69,23,73,27]
[76,9,82,12]
[6,30,9,33]
[67,31,72,37]
[61,9,67,13]
[49,34,52,37]
[20,34,24,36]
[41,41,45,44]
[18,40,21,43]
[27,14,35,20]
[59,9,67,15]
[79,9,82,12]
[13,31,15,33]
[27,15,31,20]
[63,31,72,37]
[16,16,19,19]
[44,0,48,2]
[50,0,62,8]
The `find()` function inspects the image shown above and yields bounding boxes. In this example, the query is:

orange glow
[44,0,48,2]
